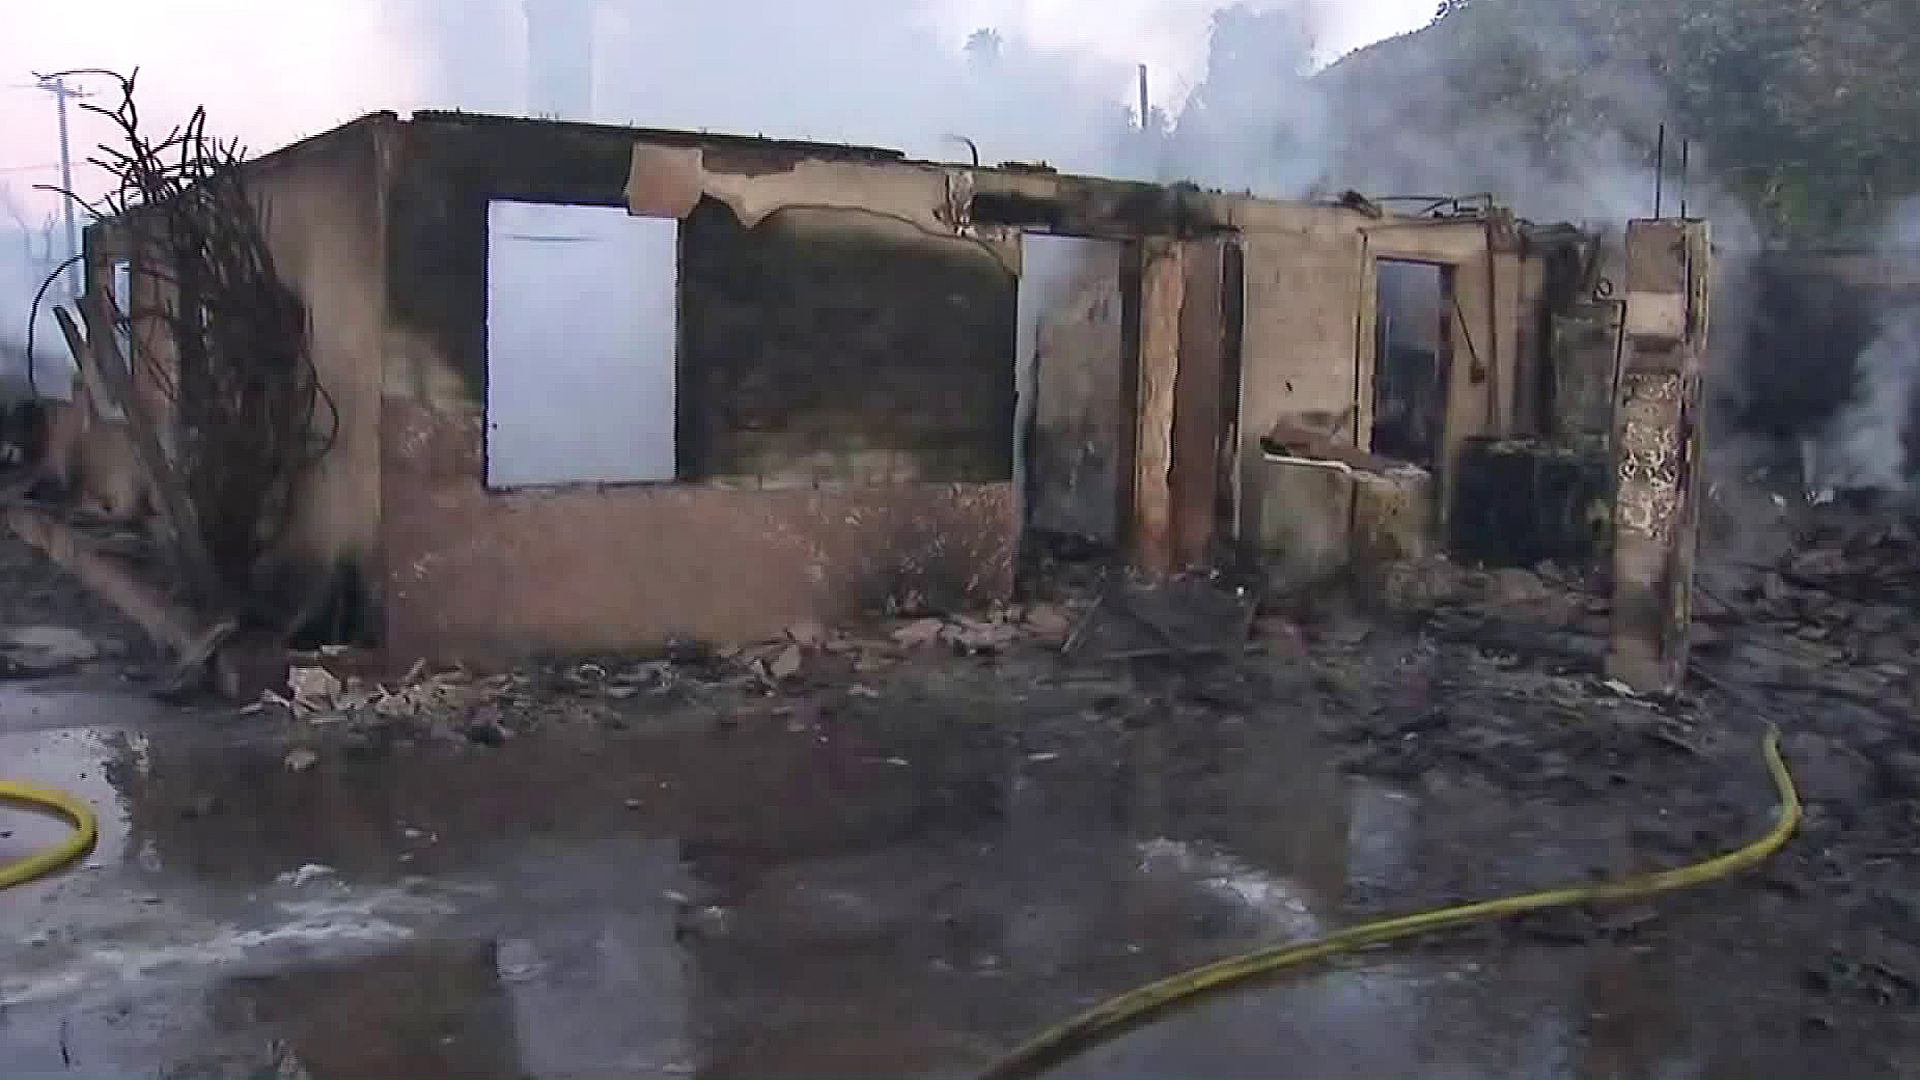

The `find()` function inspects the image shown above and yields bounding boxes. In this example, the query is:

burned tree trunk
[44,69,336,620]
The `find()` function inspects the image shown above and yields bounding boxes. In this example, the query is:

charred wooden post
[1131,236,1239,575]
[1131,238,1183,574]
[1169,236,1238,570]
[1607,219,1710,694]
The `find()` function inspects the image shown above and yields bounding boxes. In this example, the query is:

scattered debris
[463,719,510,746]
[263,662,524,732]
[1022,602,1074,639]
[941,616,1018,654]
[891,618,947,648]
[158,617,240,699]
[1778,501,1920,600]
[275,863,335,886]
[269,1038,315,1080]
[769,644,804,680]
[0,625,99,676]
[785,621,828,647]
[282,747,319,773]
[1065,578,1254,661]
[285,665,344,713]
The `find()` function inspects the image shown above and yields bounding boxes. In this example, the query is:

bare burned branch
[45,69,338,619]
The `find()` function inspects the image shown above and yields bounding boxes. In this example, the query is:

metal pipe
[1680,140,1691,219]
[1654,123,1666,218]
[942,134,980,167]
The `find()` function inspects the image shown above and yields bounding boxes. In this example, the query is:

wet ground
[5,520,1920,1078]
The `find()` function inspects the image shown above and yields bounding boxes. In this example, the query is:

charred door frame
[1018,234,1226,571]
[964,181,1241,575]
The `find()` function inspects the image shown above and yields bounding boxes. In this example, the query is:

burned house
[27,111,1707,687]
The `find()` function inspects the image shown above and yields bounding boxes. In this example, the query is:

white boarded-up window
[485,201,677,488]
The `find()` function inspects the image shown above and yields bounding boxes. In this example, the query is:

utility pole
[26,73,93,299]
[1137,64,1150,132]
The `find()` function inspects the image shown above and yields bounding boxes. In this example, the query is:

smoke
[1015,234,1120,534]
[1159,4,1328,196]
[385,0,1791,498]
[0,0,1798,442]
[1798,195,1920,493]
[1306,6,1761,232]
[0,185,69,395]
[1271,0,1789,500]
[389,0,1154,178]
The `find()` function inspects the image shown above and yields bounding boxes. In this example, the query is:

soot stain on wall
[677,198,1016,483]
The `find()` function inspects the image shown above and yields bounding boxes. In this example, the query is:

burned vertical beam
[1607,219,1710,694]
[1131,238,1184,574]
[1169,237,1233,570]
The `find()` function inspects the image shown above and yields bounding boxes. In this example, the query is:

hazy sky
[0,0,1431,220]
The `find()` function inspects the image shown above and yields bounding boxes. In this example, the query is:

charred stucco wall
[244,121,389,627]
[380,116,1015,662]
[1009,195,1540,582]
[90,117,389,637]
[678,202,1014,486]
[1224,202,1532,588]
[1231,205,1366,587]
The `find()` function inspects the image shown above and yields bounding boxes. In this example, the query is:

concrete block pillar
[1607,219,1710,694]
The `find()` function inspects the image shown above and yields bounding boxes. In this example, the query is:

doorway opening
[1017,234,1127,548]
[1371,259,1447,468]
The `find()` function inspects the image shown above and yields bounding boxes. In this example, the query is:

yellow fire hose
[0,778,99,889]
[978,726,1801,1080]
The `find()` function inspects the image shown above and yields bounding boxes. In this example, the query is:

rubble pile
[1368,556,1600,627]
[266,661,527,727]
[1733,504,1920,668]
[1776,507,1920,606]
[257,602,1089,742]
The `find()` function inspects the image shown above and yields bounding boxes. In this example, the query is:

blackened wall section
[678,200,1016,485]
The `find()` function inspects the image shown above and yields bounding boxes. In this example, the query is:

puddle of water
[0,681,1738,1080]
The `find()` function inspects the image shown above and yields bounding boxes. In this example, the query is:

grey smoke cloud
[0,183,70,394]
[0,0,1775,416]
[389,0,1149,175]
[1805,194,1920,492]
